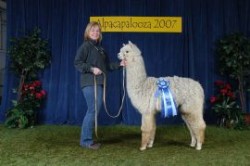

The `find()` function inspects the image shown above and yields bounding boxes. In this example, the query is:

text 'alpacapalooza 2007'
[118,41,206,151]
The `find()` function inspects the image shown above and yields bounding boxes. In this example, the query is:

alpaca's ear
[123,43,125,47]
[128,41,134,48]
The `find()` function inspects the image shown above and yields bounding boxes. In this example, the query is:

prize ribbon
[154,78,177,118]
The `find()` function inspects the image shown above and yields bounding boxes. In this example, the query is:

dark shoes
[88,143,101,150]
[82,143,101,150]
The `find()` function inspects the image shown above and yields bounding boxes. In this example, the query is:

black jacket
[74,40,120,87]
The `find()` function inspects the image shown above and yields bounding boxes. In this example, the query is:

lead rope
[94,67,126,138]
[103,67,126,118]
[93,75,99,138]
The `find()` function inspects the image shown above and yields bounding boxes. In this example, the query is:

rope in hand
[93,67,126,138]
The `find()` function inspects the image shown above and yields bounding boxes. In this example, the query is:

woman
[74,21,126,150]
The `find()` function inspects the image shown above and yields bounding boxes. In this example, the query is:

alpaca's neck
[126,56,147,88]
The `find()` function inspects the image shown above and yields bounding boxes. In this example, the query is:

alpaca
[118,41,206,151]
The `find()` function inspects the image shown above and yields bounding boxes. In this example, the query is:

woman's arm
[74,43,92,73]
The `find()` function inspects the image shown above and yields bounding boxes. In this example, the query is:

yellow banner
[90,16,182,33]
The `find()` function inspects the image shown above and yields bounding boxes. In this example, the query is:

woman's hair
[84,21,102,42]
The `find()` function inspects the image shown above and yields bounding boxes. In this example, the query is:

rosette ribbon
[155,78,177,118]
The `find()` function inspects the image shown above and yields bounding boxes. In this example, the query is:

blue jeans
[80,85,103,147]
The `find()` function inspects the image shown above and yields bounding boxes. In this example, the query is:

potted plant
[5,28,51,128]
[215,33,250,126]
[210,80,242,128]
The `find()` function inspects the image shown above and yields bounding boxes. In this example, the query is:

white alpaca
[118,41,206,151]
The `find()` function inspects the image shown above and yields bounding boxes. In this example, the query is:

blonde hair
[84,21,102,42]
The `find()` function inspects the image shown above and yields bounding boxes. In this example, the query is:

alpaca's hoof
[196,143,202,150]
[147,140,154,148]
[190,139,196,148]
[147,144,153,148]
[196,147,202,150]
[190,143,196,148]
[140,146,146,151]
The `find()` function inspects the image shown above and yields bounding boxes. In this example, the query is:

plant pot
[243,113,250,125]
[218,117,235,128]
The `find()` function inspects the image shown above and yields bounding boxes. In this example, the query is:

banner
[90,16,182,33]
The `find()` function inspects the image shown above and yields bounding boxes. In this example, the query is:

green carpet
[0,124,250,166]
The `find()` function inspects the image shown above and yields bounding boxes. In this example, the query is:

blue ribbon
[155,78,177,118]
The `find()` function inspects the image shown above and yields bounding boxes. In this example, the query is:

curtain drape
[0,0,249,125]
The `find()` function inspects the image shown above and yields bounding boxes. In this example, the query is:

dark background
[0,0,249,125]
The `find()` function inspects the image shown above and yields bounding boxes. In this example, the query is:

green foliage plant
[5,28,51,128]
[216,33,250,113]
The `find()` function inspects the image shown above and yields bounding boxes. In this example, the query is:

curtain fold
[1,0,250,125]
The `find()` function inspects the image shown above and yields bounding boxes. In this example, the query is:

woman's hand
[91,67,102,75]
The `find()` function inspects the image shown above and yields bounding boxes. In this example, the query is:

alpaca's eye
[126,51,129,53]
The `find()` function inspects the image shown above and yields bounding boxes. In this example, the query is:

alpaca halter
[93,67,126,138]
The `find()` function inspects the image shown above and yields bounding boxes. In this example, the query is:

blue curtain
[0,0,250,125]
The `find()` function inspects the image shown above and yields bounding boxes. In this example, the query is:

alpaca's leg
[185,114,206,150]
[140,131,150,151]
[147,114,156,148]
[140,113,155,151]
[147,129,156,148]
[192,119,206,150]
[182,114,196,148]
[180,100,206,150]
[195,119,206,150]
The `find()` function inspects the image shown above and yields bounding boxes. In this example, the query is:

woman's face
[88,26,100,41]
